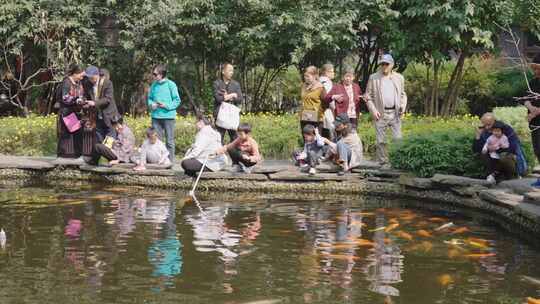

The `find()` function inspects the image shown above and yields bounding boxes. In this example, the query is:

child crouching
[216,123,262,173]
[133,127,171,171]
[293,124,327,175]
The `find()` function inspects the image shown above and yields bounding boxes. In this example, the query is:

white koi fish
[435,222,455,231]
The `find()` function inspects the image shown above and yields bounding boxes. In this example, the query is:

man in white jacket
[365,54,407,165]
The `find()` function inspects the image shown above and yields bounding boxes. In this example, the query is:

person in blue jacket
[147,64,181,163]
[472,112,528,183]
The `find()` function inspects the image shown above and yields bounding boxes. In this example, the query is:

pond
[0,184,539,304]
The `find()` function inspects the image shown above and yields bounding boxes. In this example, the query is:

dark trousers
[532,128,540,163]
[350,117,358,131]
[91,143,118,164]
[480,153,517,180]
[228,147,257,167]
[181,158,210,177]
[96,119,114,144]
[216,126,238,145]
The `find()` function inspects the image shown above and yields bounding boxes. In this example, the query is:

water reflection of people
[147,201,182,289]
[365,214,403,297]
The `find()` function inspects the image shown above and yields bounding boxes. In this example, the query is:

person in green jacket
[147,64,181,163]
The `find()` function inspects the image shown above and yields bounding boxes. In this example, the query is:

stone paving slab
[200,172,269,181]
[524,191,540,206]
[79,165,177,176]
[0,156,56,170]
[499,178,540,195]
[432,174,493,188]
[269,170,362,182]
[398,175,433,190]
[479,189,523,209]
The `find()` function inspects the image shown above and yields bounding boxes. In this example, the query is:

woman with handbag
[57,64,86,158]
[213,63,243,145]
[300,66,325,141]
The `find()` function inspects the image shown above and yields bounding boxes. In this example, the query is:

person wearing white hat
[365,54,407,165]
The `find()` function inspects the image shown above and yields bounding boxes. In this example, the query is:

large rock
[398,175,433,190]
[498,178,539,195]
[515,202,540,222]
[479,189,523,209]
[450,185,487,197]
[352,168,402,179]
[523,191,540,206]
[431,174,493,188]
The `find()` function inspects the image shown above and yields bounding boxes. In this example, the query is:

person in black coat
[82,66,119,143]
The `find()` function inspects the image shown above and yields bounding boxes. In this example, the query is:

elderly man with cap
[82,65,119,143]
[472,112,527,183]
[365,54,407,166]
[322,113,364,175]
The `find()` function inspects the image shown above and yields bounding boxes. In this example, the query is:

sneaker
[486,174,496,184]
[308,167,317,176]
[231,164,242,173]
[240,163,253,174]
[531,178,540,187]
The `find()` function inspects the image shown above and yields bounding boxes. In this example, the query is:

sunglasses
[152,72,159,77]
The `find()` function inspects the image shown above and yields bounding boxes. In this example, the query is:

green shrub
[389,107,536,177]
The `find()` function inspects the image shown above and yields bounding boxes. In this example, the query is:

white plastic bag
[216,102,241,130]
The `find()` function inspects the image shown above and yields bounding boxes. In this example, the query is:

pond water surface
[0,185,539,304]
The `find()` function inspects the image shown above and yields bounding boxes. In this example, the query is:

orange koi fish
[352,239,376,247]
[429,217,446,223]
[385,223,400,232]
[528,297,540,304]
[451,227,471,235]
[466,237,489,246]
[447,248,461,258]
[437,274,454,286]
[321,253,361,261]
[353,212,375,216]
[384,238,393,244]
[395,231,413,241]
[464,253,496,258]
[388,218,400,224]
[416,230,433,238]
[311,220,335,224]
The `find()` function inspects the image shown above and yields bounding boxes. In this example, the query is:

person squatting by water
[181,115,227,177]
[133,127,172,171]
[216,123,262,174]
[472,112,527,183]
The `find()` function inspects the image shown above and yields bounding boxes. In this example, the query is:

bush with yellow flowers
[0,108,534,178]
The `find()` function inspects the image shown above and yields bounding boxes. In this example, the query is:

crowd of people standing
[54,53,540,184]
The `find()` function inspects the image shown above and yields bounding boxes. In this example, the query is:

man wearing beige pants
[365,54,407,165]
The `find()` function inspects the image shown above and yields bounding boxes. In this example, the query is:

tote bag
[62,112,81,133]
[216,102,240,130]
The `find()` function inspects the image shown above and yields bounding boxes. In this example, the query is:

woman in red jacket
[324,68,363,130]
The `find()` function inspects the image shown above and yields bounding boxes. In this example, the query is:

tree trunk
[442,49,468,116]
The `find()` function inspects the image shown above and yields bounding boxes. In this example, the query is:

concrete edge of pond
[1,156,540,240]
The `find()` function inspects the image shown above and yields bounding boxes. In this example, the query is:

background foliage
[1,0,539,117]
